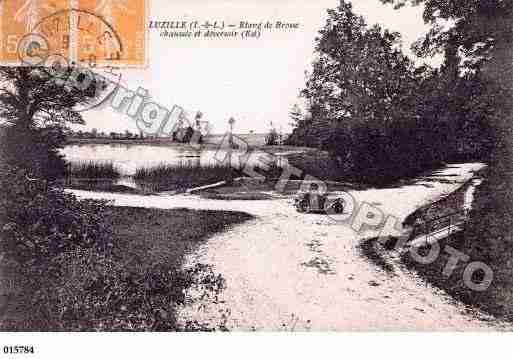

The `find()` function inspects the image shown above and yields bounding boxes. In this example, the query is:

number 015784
[3,346,35,355]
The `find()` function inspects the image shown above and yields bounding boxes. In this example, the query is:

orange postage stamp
[0,0,147,67]
[0,0,69,64]
[76,0,147,67]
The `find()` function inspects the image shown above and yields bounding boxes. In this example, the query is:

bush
[30,249,223,331]
[0,164,228,331]
[0,125,67,180]
[0,165,111,264]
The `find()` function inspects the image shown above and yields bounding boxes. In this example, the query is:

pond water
[60,143,285,193]
[61,143,251,176]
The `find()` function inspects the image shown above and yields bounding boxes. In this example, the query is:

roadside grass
[360,170,513,323]
[67,161,120,179]
[62,180,141,194]
[200,191,273,200]
[399,231,486,310]
[0,205,254,331]
[357,237,397,275]
[359,232,502,319]
[103,206,254,330]
[400,172,513,322]
[109,206,253,269]
[134,164,240,191]
[195,176,360,200]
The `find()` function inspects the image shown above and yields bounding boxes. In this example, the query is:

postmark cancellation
[0,0,147,67]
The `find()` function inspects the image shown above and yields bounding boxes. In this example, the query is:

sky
[77,0,441,135]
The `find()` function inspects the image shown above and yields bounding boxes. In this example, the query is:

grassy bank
[109,206,253,270]
[400,171,513,321]
[359,169,513,323]
[200,191,273,200]
[1,205,253,331]
[134,164,240,191]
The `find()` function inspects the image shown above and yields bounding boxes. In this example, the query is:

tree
[378,0,512,168]
[289,104,303,126]
[382,0,513,317]
[0,66,104,179]
[182,126,194,143]
[195,111,203,129]
[228,117,235,132]
[294,0,430,182]
[303,2,418,126]
[379,0,513,162]
[228,117,236,148]
[286,104,316,147]
[380,0,511,70]
[0,67,102,130]
[265,122,279,146]
[288,0,492,184]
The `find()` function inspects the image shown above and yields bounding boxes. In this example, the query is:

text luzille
[149,21,188,29]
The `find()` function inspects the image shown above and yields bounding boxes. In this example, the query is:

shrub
[0,125,67,180]
[0,164,228,331]
[29,249,224,331]
[0,165,111,264]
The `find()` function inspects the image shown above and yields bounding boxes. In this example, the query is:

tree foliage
[381,0,513,69]
[288,0,493,184]
[0,66,104,179]
[265,125,279,146]
[380,0,513,318]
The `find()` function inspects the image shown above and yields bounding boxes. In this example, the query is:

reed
[67,161,120,179]
[134,163,238,190]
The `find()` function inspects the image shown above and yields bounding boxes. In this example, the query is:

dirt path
[69,162,508,331]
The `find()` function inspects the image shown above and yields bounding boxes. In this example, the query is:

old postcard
[1,0,513,356]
